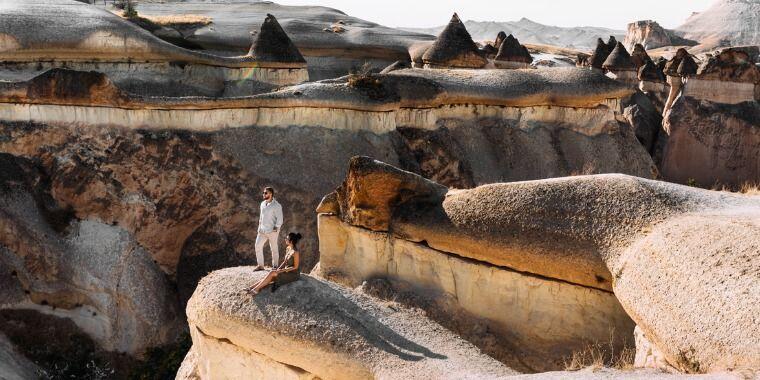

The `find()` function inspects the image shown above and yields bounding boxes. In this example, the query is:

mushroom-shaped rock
[185,268,517,379]
[495,34,533,68]
[677,54,698,77]
[422,13,487,69]
[697,47,760,83]
[247,14,306,65]
[589,38,613,69]
[663,48,689,76]
[638,60,666,83]
[631,43,652,69]
[331,156,447,231]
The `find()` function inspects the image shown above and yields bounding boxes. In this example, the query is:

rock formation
[133,0,435,80]
[603,42,638,83]
[317,157,760,374]
[0,0,309,97]
[247,14,306,64]
[630,44,652,69]
[494,34,533,69]
[422,13,487,69]
[682,47,760,104]
[623,20,697,51]
[588,38,614,70]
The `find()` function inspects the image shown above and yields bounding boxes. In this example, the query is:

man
[255,186,283,270]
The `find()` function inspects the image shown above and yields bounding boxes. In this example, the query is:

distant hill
[403,18,624,51]
[675,0,760,50]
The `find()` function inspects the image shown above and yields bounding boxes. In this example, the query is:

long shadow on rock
[253,276,447,362]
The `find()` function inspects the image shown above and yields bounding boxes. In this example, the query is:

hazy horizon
[274,0,717,30]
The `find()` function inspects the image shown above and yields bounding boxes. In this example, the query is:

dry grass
[710,182,760,196]
[141,14,212,28]
[563,329,635,371]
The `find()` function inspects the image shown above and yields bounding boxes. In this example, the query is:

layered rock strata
[318,157,760,374]
[0,0,309,96]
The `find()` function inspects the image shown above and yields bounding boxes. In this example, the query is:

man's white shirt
[258,199,283,233]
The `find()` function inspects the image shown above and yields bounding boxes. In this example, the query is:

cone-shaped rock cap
[677,54,698,77]
[495,34,533,63]
[422,13,487,68]
[589,38,613,69]
[638,60,665,82]
[663,48,689,76]
[603,42,636,71]
[247,14,306,63]
[631,43,652,68]
[495,31,507,48]
[606,36,618,50]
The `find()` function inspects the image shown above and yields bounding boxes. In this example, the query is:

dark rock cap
[422,13,487,68]
[677,54,698,77]
[480,43,498,58]
[603,42,636,71]
[631,44,652,69]
[495,34,532,63]
[589,38,613,69]
[663,48,689,76]
[495,31,507,48]
[248,14,306,63]
[638,60,666,83]
[606,36,618,50]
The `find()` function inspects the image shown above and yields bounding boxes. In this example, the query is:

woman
[246,232,301,295]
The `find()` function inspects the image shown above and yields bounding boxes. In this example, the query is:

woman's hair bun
[287,232,303,244]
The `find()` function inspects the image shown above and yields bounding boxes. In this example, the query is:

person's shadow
[253,275,447,362]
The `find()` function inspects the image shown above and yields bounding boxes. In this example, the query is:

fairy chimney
[422,13,487,69]
[494,34,533,69]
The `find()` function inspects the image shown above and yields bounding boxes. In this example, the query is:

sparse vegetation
[711,182,760,196]
[347,63,393,101]
[114,0,138,19]
[563,329,635,371]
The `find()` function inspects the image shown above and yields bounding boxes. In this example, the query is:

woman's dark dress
[274,247,300,286]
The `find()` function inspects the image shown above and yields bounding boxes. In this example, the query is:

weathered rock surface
[185,267,518,379]
[319,157,760,374]
[0,153,183,355]
[624,20,697,51]
[134,0,435,80]
[661,97,759,187]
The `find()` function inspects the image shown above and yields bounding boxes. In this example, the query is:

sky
[274,0,717,30]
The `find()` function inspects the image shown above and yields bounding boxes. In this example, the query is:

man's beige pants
[255,231,279,267]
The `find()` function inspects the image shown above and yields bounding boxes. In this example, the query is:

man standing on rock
[255,186,283,270]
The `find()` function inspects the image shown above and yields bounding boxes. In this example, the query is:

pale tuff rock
[422,14,487,69]
[675,0,760,51]
[186,267,518,379]
[319,157,760,373]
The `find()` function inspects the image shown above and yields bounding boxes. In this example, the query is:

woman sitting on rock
[246,232,302,295]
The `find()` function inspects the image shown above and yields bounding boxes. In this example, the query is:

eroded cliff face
[661,97,759,187]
